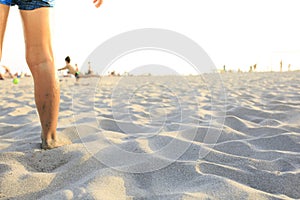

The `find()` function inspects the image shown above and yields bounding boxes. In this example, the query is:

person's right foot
[41,133,72,150]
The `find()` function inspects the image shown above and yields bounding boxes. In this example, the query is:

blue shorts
[0,0,54,10]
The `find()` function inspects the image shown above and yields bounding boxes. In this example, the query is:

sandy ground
[0,72,299,199]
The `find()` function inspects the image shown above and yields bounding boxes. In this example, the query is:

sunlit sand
[0,72,299,199]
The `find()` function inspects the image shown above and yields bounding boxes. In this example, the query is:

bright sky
[1,0,300,74]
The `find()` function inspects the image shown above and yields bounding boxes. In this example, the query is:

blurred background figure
[0,64,13,80]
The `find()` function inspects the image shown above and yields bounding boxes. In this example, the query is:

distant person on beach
[249,66,253,72]
[75,64,79,72]
[87,61,94,75]
[0,64,13,79]
[0,0,103,149]
[58,56,80,81]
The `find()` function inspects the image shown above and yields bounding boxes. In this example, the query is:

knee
[26,46,54,68]
[26,57,56,81]
[26,55,54,69]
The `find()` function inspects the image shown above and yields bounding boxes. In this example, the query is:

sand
[0,72,299,199]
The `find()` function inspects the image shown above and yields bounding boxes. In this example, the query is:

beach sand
[0,72,299,199]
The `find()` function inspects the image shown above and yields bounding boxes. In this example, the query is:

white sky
[1,0,300,74]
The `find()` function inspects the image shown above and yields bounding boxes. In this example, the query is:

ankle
[41,131,57,142]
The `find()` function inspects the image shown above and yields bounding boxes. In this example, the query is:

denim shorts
[0,0,54,10]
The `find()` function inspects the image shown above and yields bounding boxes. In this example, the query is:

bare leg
[0,4,10,60]
[20,8,70,149]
